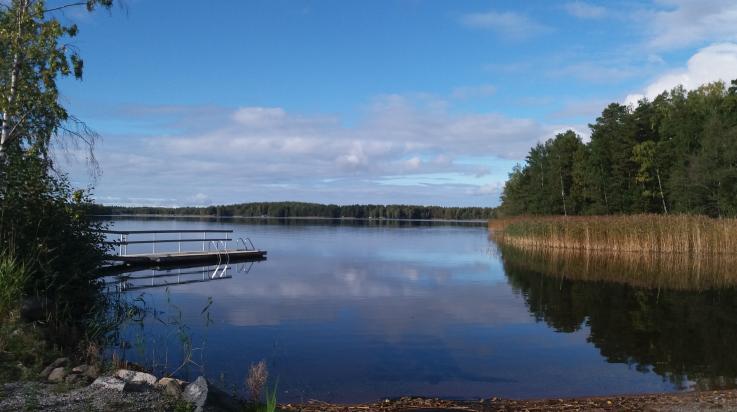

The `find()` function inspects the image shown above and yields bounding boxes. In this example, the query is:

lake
[102,217,737,403]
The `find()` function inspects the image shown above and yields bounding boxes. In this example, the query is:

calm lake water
[103,218,737,403]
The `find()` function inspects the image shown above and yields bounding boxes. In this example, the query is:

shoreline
[93,214,490,224]
[4,377,737,411]
[284,389,737,411]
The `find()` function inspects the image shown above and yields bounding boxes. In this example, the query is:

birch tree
[0,0,112,165]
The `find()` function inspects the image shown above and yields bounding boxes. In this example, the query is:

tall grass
[0,254,31,317]
[490,214,737,255]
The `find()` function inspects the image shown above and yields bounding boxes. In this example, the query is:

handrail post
[153,233,156,254]
[202,232,206,252]
[178,232,182,253]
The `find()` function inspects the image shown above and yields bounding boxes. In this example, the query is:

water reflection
[499,243,737,390]
[102,219,734,403]
[105,262,257,292]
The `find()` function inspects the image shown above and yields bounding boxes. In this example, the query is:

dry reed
[489,214,737,255]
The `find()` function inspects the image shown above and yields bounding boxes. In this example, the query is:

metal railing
[100,229,234,256]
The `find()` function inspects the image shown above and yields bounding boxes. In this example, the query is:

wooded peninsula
[498,80,737,218]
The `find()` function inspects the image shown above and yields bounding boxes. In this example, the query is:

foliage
[499,80,737,217]
[0,151,108,326]
[260,379,278,412]
[0,254,30,315]
[92,201,498,221]
[0,0,113,338]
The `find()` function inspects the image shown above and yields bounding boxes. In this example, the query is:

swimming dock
[101,229,267,271]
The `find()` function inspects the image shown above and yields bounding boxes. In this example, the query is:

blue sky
[56,0,737,207]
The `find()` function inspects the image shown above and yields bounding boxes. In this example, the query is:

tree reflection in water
[498,243,737,391]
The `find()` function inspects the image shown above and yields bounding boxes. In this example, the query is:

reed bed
[489,214,737,255]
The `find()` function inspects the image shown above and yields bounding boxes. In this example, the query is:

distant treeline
[500,80,737,217]
[92,201,498,220]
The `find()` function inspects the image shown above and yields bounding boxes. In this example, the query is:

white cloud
[564,2,607,19]
[625,42,737,105]
[646,0,737,50]
[65,96,577,207]
[460,11,550,39]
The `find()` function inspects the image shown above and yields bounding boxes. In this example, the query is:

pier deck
[106,249,266,265]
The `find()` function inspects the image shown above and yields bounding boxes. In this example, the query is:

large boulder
[47,367,67,383]
[91,376,127,392]
[39,357,69,380]
[115,369,158,386]
[182,376,208,411]
[182,376,240,412]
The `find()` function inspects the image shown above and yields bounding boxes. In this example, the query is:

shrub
[0,151,108,330]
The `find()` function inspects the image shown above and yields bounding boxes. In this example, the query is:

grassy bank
[489,214,737,255]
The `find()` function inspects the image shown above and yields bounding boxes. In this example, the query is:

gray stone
[182,376,208,410]
[72,364,88,374]
[47,367,67,383]
[115,369,158,386]
[39,357,70,379]
[91,376,127,392]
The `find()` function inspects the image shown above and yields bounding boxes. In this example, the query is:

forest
[93,201,498,220]
[499,80,737,217]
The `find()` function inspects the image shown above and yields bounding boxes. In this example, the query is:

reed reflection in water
[492,233,737,290]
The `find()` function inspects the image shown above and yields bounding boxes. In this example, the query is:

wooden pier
[101,229,267,272]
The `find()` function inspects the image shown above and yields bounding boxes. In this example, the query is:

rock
[115,369,157,386]
[47,367,68,383]
[163,380,183,399]
[91,376,127,392]
[39,357,70,379]
[182,376,208,411]
[19,298,45,322]
[182,376,240,412]
[84,364,100,379]
[72,364,88,374]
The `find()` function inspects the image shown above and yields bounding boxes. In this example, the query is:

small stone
[115,369,158,386]
[91,376,127,392]
[47,367,68,383]
[164,380,183,399]
[72,364,88,374]
[65,374,80,384]
[156,377,186,388]
[39,357,70,379]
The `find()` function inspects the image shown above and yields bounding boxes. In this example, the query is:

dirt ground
[283,390,737,412]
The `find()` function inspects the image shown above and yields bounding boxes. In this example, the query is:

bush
[0,151,108,328]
